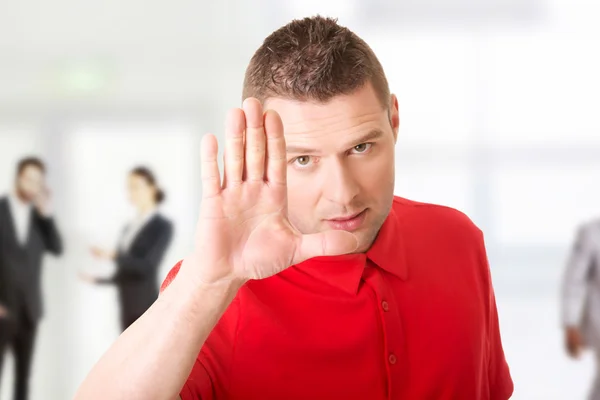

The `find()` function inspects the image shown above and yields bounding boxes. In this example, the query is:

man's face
[265,83,400,252]
[16,165,45,202]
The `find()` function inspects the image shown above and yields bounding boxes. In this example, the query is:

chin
[346,230,372,253]
[359,217,387,251]
[22,193,35,202]
[355,240,376,254]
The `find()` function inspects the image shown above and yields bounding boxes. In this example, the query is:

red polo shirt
[161,197,513,400]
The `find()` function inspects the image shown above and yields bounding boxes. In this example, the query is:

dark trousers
[0,304,38,400]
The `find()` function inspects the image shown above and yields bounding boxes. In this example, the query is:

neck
[14,189,30,205]
[138,203,156,216]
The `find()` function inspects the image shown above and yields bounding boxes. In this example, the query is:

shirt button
[381,301,389,312]
[389,354,397,365]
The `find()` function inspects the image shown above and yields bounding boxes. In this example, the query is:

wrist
[179,256,247,291]
[163,263,243,329]
[173,258,244,304]
[179,269,246,300]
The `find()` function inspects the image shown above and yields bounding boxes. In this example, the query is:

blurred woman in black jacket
[83,166,173,331]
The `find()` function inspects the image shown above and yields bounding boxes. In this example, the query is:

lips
[325,209,367,231]
[327,211,364,222]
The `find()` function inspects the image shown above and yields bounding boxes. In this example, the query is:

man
[562,221,600,399]
[0,157,63,400]
[75,16,513,400]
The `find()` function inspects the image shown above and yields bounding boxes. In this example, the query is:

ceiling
[0,0,276,110]
[0,0,543,112]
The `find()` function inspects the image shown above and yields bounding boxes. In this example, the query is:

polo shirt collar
[366,205,408,282]
[294,206,408,295]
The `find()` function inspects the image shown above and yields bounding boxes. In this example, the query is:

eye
[351,143,372,154]
[292,155,313,167]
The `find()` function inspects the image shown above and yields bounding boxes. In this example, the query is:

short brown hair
[16,156,45,177]
[242,16,390,107]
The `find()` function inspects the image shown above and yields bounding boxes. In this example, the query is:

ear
[389,94,400,143]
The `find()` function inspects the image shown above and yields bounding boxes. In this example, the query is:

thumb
[294,230,359,264]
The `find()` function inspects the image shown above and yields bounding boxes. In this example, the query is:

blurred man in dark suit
[0,157,63,400]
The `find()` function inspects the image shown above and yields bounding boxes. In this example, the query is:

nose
[322,158,360,205]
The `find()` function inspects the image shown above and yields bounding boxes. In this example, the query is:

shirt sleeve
[561,225,594,327]
[477,232,514,400]
[161,262,241,400]
[179,359,215,400]
[487,289,514,399]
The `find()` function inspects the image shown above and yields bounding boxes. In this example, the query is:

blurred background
[0,0,599,398]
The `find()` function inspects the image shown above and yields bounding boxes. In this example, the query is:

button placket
[388,354,397,365]
[381,300,390,312]
[362,261,407,398]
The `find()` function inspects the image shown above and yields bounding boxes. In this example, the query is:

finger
[293,230,359,264]
[243,98,266,182]
[264,110,286,185]
[200,134,222,198]
[221,150,227,188]
[224,108,246,186]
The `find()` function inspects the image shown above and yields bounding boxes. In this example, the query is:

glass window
[367,33,478,148]
[490,164,600,245]
[394,161,474,217]
[482,34,600,146]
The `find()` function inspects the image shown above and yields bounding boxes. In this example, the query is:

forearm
[562,226,593,326]
[116,254,152,277]
[95,276,116,285]
[562,298,586,327]
[562,268,590,326]
[74,259,243,400]
[116,233,170,277]
[38,217,63,254]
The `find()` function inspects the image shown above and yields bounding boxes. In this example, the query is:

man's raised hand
[183,98,358,285]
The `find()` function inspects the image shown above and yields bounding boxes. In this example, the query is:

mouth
[325,209,367,231]
[327,211,364,221]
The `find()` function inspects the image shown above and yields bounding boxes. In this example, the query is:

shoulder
[390,198,490,291]
[153,214,174,231]
[391,196,481,240]
[574,218,600,241]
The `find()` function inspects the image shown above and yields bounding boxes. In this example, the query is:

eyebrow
[285,129,386,155]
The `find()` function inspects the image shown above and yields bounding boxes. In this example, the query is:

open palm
[186,98,357,285]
